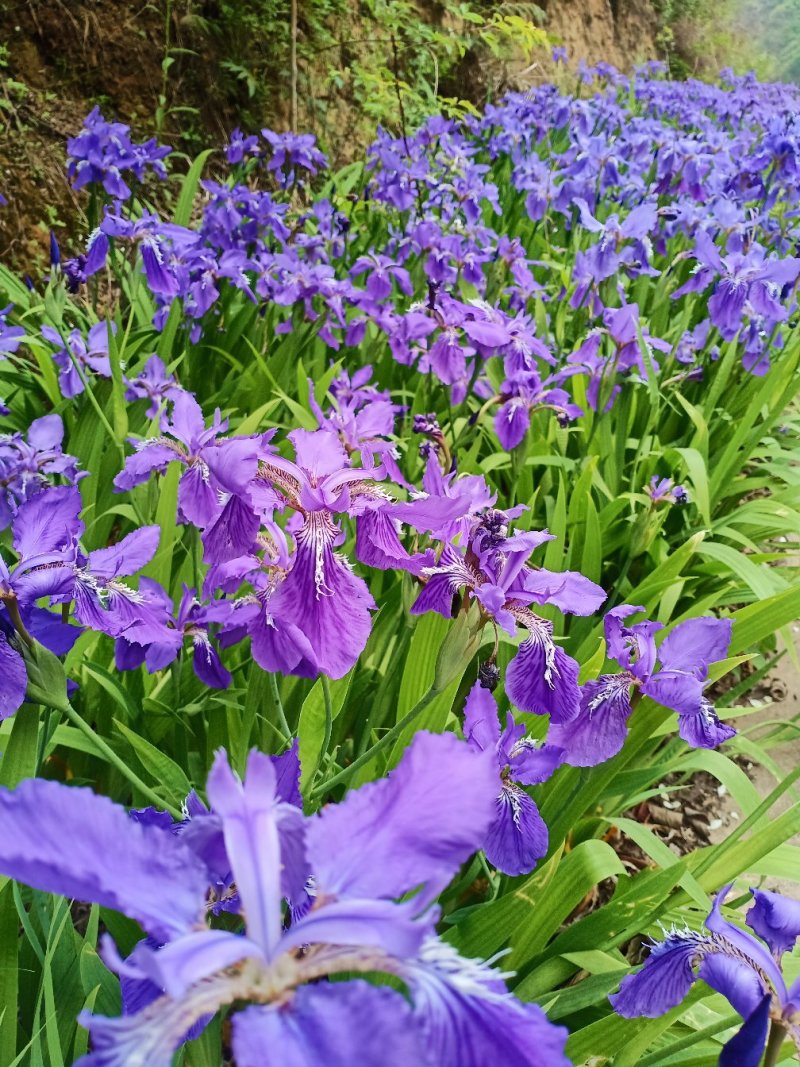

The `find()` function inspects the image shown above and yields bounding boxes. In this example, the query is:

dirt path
[709,627,800,897]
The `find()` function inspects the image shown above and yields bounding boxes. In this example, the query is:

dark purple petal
[411,573,459,618]
[549,674,633,767]
[484,783,548,876]
[306,731,496,901]
[678,700,737,749]
[281,896,427,960]
[506,632,580,723]
[509,738,565,784]
[84,231,109,276]
[385,493,481,535]
[746,888,800,959]
[699,953,768,1020]
[141,240,177,296]
[718,994,771,1067]
[203,438,262,495]
[12,561,76,605]
[709,280,747,340]
[462,319,511,348]
[119,939,212,1044]
[166,392,208,450]
[24,606,81,657]
[495,398,530,451]
[355,509,431,577]
[268,514,375,679]
[232,982,424,1067]
[705,885,787,1000]
[610,931,706,1017]
[271,738,302,808]
[191,635,231,689]
[27,414,64,452]
[250,608,318,678]
[0,778,208,940]
[201,496,260,563]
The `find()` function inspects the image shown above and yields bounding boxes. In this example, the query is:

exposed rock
[542,0,659,68]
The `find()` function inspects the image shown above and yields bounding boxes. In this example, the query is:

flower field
[1,58,800,1065]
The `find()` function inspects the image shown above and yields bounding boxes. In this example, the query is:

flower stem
[311,684,440,798]
[764,1020,787,1067]
[269,673,292,740]
[3,595,34,648]
[314,675,334,779]
[59,702,181,819]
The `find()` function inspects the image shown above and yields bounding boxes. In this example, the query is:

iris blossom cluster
[0,732,570,1066]
[611,884,800,1066]
[66,106,171,198]
[47,66,800,450]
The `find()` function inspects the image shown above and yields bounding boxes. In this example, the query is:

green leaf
[82,664,140,722]
[113,719,192,802]
[0,704,39,788]
[173,149,214,228]
[298,674,352,792]
[448,840,625,967]
[729,585,800,653]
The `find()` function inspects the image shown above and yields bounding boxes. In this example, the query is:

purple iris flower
[463,682,564,876]
[71,525,165,639]
[40,323,114,398]
[123,354,184,423]
[494,371,583,450]
[0,486,83,609]
[0,414,82,529]
[611,884,800,1066]
[550,607,734,765]
[67,106,170,198]
[384,452,501,546]
[116,583,233,689]
[0,487,86,715]
[412,511,606,721]
[351,253,413,302]
[0,613,27,719]
[226,127,261,164]
[308,365,407,483]
[261,128,328,187]
[645,476,688,505]
[673,230,800,341]
[0,732,569,1066]
[96,211,182,296]
[253,428,390,678]
[114,391,271,534]
[675,317,718,369]
[572,197,659,283]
